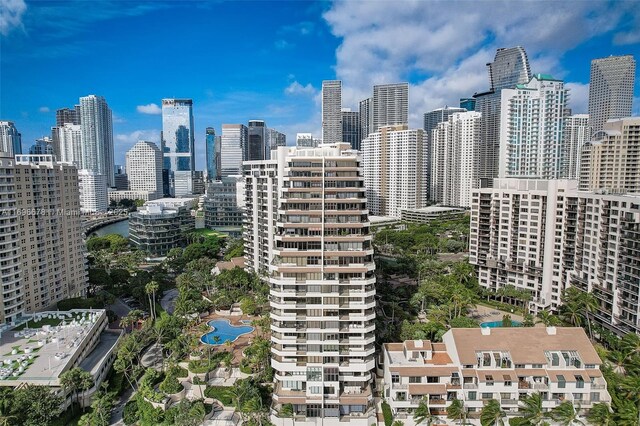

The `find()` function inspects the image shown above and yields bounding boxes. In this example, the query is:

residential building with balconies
[383,327,610,425]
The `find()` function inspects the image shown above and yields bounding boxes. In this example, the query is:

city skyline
[1,1,639,169]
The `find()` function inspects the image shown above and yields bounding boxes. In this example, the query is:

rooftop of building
[449,327,602,366]
[401,206,466,214]
[213,257,245,274]
[0,310,107,387]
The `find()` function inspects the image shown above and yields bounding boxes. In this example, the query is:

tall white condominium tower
[498,74,568,179]
[79,95,114,187]
[78,170,108,213]
[0,121,22,156]
[372,83,409,132]
[579,117,640,193]
[126,141,163,199]
[15,155,87,311]
[162,99,195,196]
[58,123,83,165]
[220,124,248,177]
[0,153,23,324]
[588,55,636,136]
[362,125,427,217]
[359,97,373,141]
[473,46,532,187]
[264,143,377,426]
[322,80,342,144]
[424,107,466,201]
[431,111,480,208]
[295,133,319,148]
[563,114,589,179]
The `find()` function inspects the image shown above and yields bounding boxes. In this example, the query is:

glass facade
[161,99,195,172]
[205,127,218,181]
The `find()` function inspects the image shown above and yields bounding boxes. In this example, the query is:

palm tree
[60,367,93,414]
[619,375,640,426]
[578,292,598,340]
[414,399,436,425]
[562,302,583,327]
[549,401,584,425]
[620,333,640,358]
[145,280,159,320]
[536,310,559,327]
[518,392,547,426]
[392,421,405,426]
[586,403,615,426]
[606,350,627,375]
[447,399,466,425]
[480,399,505,426]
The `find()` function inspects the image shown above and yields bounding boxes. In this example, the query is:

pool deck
[199,313,263,366]
[469,304,544,327]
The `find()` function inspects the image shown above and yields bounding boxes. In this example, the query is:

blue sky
[1,0,639,169]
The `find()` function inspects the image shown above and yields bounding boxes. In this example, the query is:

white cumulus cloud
[566,82,590,115]
[0,0,26,36]
[115,129,161,147]
[38,106,50,113]
[136,103,162,115]
[285,81,317,96]
[322,0,632,126]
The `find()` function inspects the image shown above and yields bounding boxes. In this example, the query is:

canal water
[89,219,129,237]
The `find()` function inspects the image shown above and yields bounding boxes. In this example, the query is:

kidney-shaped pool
[200,319,254,345]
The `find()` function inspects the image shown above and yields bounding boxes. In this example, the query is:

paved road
[108,298,132,320]
[161,288,179,315]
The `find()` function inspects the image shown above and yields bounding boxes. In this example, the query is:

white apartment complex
[431,111,480,208]
[372,83,409,131]
[255,143,377,426]
[469,178,640,331]
[0,121,22,156]
[78,170,108,213]
[57,123,83,165]
[79,95,115,188]
[498,74,568,179]
[125,140,163,199]
[579,117,640,193]
[322,80,343,145]
[383,327,610,426]
[14,155,87,312]
[563,114,589,180]
[362,125,427,217]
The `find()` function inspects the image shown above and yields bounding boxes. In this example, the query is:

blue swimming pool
[201,319,254,345]
[481,320,522,328]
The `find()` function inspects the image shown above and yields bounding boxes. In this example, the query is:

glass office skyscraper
[162,99,195,196]
[205,127,218,181]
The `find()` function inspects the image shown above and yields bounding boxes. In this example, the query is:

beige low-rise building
[383,327,610,425]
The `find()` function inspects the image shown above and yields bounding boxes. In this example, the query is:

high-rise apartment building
[563,114,589,179]
[220,124,248,177]
[28,137,54,155]
[459,97,476,111]
[424,107,467,201]
[362,125,427,217]
[261,143,376,425]
[372,83,409,132]
[341,109,361,150]
[588,55,636,136]
[204,176,244,234]
[266,128,286,155]
[322,80,342,144]
[51,106,81,157]
[57,123,83,165]
[161,98,195,196]
[473,47,532,187]
[295,133,319,148]
[499,74,568,179]
[579,117,640,193]
[14,155,86,312]
[247,120,267,161]
[0,153,23,324]
[359,97,373,141]
[78,170,108,213]
[79,95,115,188]
[469,178,640,325]
[125,141,163,199]
[0,121,22,156]
[431,111,480,208]
[205,127,218,181]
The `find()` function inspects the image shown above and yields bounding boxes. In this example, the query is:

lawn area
[12,316,61,331]
[204,386,233,406]
[189,229,227,239]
